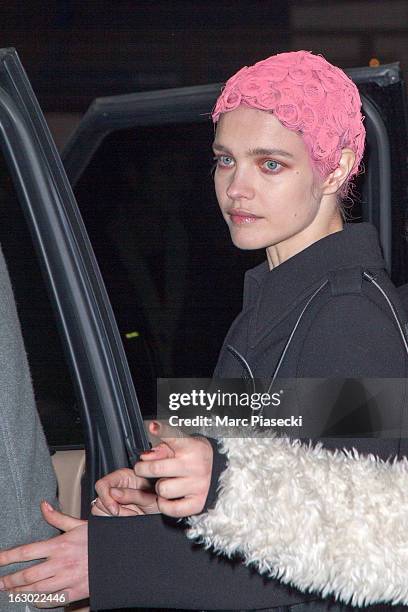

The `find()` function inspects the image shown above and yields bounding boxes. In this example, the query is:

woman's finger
[157,495,202,518]
[0,559,57,590]
[41,502,85,532]
[94,480,121,516]
[155,477,200,500]
[148,420,178,439]
[94,469,141,516]
[110,487,158,511]
[94,496,112,514]
[0,534,63,568]
[117,504,147,516]
[140,442,174,461]
[90,499,112,517]
[134,457,186,479]
[11,574,63,594]
[92,502,153,517]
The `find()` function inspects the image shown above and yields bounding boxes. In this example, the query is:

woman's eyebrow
[212,143,294,159]
[247,147,294,159]
[212,143,230,153]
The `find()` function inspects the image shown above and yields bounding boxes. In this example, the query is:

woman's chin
[230,232,268,251]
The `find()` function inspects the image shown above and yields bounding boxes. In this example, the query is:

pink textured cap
[212,50,365,180]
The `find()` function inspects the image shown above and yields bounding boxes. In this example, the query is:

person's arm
[186,435,408,608]
[185,293,408,607]
[89,427,317,609]
[0,246,62,611]
[88,512,317,610]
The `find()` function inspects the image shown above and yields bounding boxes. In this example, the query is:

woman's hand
[0,501,88,606]
[92,468,159,517]
[134,422,214,518]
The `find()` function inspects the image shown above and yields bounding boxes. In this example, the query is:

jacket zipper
[226,344,256,394]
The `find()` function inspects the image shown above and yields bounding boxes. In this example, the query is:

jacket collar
[242,222,386,348]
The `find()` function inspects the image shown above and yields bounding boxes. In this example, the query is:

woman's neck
[266,215,344,270]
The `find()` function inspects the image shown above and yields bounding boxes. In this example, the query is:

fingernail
[0,580,4,590]
[109,505,119,516]
[43,500,54,511]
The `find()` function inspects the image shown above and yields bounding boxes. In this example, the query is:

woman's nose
[226,170,255,201]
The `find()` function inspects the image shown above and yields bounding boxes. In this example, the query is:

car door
[0,47,150,522]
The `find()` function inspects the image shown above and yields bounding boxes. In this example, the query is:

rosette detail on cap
[211,50,365,181]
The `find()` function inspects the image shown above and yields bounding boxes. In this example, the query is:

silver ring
[90,497,98,507]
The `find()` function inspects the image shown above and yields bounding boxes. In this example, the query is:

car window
[73,121,265,415]
[0,150,83,448]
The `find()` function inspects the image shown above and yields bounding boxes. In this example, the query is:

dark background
[1,1,406,120]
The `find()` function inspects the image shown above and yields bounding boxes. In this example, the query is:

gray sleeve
[0,247,60,611]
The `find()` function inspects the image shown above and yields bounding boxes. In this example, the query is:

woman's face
[213,106,330,259]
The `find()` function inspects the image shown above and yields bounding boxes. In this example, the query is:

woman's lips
[228,209,261,225]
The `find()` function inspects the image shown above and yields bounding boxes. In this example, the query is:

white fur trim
[186,437,408,607]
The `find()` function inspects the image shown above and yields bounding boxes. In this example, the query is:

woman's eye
[262,160,282,173]
[213,155,234,167]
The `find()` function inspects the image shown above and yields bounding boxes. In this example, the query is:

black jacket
[89,223,408,611]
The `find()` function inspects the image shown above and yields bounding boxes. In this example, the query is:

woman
[1,50,408,611]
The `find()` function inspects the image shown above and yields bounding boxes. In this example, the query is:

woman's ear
[322,149,356,195]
